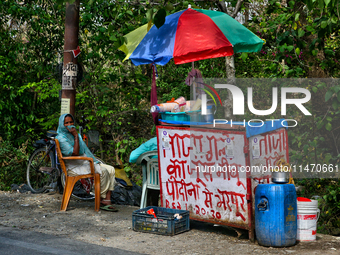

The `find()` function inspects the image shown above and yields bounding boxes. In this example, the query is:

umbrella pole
[151,64,158,125]
[192,62,196,101]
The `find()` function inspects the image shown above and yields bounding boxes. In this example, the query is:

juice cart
[156,121,289,240]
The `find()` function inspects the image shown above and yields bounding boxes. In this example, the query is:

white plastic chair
[136,150,159,209]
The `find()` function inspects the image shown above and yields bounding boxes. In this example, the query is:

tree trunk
[223,55,236,119]
[217,0,244,119]
[61,1,80,117]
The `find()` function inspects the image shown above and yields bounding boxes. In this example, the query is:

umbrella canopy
[119,8,263,66]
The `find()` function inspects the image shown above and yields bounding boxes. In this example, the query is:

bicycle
[26,129,103,200]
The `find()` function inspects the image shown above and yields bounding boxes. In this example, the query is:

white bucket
[297,200,320,241]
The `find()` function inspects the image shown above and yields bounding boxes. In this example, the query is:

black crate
[132,206,190,236]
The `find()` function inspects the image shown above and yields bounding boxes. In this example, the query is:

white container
[202,104,215,122]
[297,200,320,241]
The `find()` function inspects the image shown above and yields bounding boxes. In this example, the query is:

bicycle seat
[47,130,58,138]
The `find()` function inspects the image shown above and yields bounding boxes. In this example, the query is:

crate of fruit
[132,206,190,236]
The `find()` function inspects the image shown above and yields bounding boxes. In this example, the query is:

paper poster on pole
[62,63,78,90]
[60,98,70,115]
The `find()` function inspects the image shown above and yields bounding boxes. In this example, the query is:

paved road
[0,226,144,255]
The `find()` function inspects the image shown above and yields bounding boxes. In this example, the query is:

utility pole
[61,0,80,117]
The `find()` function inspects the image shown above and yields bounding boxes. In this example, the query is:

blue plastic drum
[255,184,297,247]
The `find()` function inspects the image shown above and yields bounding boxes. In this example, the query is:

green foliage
[243,0,340,78]
[0,137,29,190]
[325,83,340,111]
[156,61,191,102]
[115,135,148,186]
[287,80,340,166]
[116,136,147,164]
[320,181,340,235]
[288,80,340,235]
[0,0,64,146]
[296,178,340,235]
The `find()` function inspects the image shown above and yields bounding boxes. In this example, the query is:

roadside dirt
[1,190,340,255]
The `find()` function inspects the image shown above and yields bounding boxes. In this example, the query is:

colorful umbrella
[119,8,264,66]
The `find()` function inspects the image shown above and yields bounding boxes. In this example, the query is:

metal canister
[271,171,289,184]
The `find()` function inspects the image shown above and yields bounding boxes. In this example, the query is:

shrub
[0,137,29,190]
[296,178,340,235]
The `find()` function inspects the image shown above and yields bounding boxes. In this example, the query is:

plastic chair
[55,139,101,212]
[136,150,159,209]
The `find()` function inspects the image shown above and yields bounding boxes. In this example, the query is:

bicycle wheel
[60,157,105,201]
[27,147,56,193]
[61,172,95,201]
